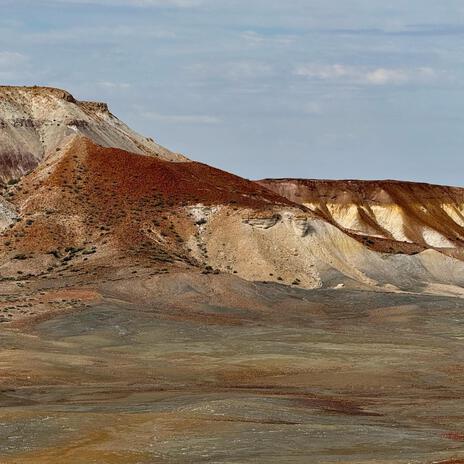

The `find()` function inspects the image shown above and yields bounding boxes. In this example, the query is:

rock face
[258,179,464,256]
[0,197,16,230]
[0,87,463,296]
[0,86,186,182]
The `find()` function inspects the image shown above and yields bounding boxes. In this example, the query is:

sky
[1,0,464,186]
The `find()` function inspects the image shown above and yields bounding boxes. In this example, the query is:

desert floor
[0,275,463,463]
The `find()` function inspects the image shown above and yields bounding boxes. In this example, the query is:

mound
[0,136,301,283]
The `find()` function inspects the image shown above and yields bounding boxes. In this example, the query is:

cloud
[26,25,176,44]
[294,64,440,86]
[142,111,221,125]
[365,67,439,85]
[187,61,273,81]
[97,81,132,90]
[0,52,27,67]
[295,64,352,80]
[330,24,464,38]
[240,30,296,46]
[39,0,204,6]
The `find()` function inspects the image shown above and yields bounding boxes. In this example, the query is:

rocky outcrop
[258,178,464,254]
[0,86,187,182]
[243,213,281,229]
[0,197,17,231]
[293,216,314,237]
[185,205,464,293]
[78,101,109,113]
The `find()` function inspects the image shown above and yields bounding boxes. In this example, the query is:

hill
[258,178,464,259]
[0,86,463,324]
[0,85,186,183]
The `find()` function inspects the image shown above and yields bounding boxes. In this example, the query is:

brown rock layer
[258,178,464,255]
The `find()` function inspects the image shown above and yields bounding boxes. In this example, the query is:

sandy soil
[0,272,463,463]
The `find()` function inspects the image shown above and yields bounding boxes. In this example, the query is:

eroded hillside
[258,178,464,258]
[0,86,186,183]
[0,87,463,314]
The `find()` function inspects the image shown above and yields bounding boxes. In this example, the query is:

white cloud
[365,67,437,85]
[143,111,221,125]
[364,68,409,85]
[97,81,132,90]
[0,52,27,67]
[295,64,353,80]
[42,0,204,6]
[294,64,440,86]
[240,30,296,46]
[188,61,273,81]
[27,25,176,44]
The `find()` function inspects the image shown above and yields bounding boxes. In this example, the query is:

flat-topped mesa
[258,178,464,203]
[0,85,187,182]
[0,85,76,102]
[258,178,464,251]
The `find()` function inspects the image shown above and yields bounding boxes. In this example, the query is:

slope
[0,86,186,183]
[1,137,463,295]
[258,178,464,257]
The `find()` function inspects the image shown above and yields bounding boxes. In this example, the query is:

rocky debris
[243,213,281,229]
[0,197,17,230]
[188,205,220,228]
[78,101,109,113]
[293,216,314,237]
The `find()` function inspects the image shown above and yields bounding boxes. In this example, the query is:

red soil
[1,137,295,265]
[444,432,464,442]
[81,139,293,208]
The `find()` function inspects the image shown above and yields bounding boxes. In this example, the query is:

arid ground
[1,86,464,463]
[1,272,463,464]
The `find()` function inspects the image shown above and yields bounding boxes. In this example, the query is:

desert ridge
[0,86,463,305]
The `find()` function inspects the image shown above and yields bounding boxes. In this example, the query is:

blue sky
[1,0,464,185]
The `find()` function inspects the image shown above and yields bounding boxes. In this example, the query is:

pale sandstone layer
[258,178,464,255]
